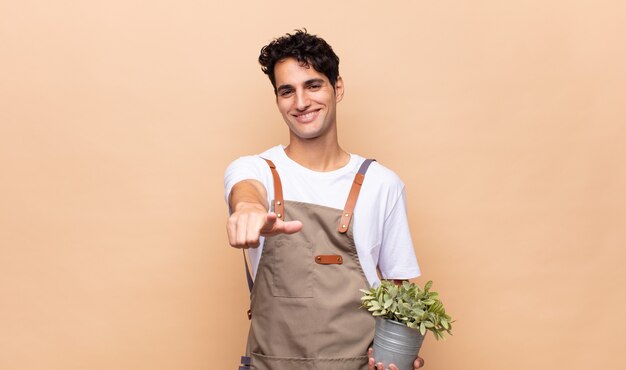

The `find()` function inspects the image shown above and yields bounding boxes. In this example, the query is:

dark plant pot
[372,318,425,370]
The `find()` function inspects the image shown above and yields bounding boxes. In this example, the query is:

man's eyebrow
[304,78,325,86]
[277,79,325,92]
[276,84,294,93]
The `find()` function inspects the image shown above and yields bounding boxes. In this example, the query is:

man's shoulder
[358,157,405,190]
[224,146,281,184]
[226,145,283,168]
[257,145,285,160]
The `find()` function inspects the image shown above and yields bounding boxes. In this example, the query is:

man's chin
[288,129,324,141]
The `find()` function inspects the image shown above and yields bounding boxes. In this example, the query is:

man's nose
[295,90,310,110]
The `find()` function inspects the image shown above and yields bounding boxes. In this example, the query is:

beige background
[1,1,625,369]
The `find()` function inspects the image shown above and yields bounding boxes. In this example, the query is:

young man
[225,30,423,370]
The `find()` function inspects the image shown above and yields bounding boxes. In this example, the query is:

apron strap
[241,158,286,298]
[261,158,285,220]
[239,355,252,369]
[338,159,376,233]
[242,249,254,295]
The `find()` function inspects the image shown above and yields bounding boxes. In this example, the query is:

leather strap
[241,158,285,298]
[262,158,285,220]
[338,159,376,233]
[240,159,287,319]
[315,254,344,265]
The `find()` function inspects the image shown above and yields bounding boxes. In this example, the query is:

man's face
[273,58,344,142]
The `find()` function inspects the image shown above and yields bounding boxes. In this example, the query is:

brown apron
[239,158,376,370]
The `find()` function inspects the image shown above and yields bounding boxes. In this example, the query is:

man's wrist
[234,201,267,213]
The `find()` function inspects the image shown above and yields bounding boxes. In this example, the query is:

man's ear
[334,76,344,103]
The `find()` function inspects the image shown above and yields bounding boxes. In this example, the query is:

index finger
[259,212,277,233]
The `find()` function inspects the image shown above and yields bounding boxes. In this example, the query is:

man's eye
[279,90,293,96]
[309,84,321,89]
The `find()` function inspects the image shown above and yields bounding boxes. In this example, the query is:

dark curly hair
[258,29,340,94]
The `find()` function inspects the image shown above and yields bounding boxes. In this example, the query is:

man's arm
[229,179,269,213]
[226,179,302,248]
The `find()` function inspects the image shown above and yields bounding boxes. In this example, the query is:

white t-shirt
[224,145,420,287]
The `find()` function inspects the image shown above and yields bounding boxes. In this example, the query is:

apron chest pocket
[269,239,313,298]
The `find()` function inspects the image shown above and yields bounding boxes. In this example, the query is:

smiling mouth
[293,109,321,123]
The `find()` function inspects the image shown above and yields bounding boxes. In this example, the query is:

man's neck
[284,135,350,172]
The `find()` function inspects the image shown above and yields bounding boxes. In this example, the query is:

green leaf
[383,299,393,309]
[424,280,433,291]
[419,322,426,335]
[441,318,449,329]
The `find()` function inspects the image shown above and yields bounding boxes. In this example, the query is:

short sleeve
[223,156,272,210]
[377,189,421,280]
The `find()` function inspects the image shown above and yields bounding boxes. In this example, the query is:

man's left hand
[368,348,424,370]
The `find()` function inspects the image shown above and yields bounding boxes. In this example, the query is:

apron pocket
[251,352,315,370]
[251,352,369,370]
[317,355,369,369]
[270,239,313,298]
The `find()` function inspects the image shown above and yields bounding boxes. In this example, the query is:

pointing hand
[227,204,302,248]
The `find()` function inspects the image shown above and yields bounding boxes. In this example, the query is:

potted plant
[360,280,453,369]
